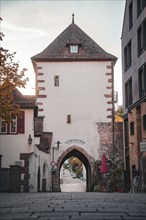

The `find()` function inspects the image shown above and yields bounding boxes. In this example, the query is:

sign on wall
[140,142,146,152]
[65,139,85,145]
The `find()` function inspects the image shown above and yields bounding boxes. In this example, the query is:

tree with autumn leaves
[0,18,28,123]
[68,157,83,178]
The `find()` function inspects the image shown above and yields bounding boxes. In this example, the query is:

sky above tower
[1,0,125,105]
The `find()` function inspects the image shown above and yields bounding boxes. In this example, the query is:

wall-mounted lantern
[52,141,62,162]
[28,134,32,145]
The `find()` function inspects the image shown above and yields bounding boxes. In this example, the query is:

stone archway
[52,146,94,192]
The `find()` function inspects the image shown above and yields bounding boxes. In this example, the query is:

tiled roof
[32,22,117,62]
[12,89,36,109]
[36,132,53,153]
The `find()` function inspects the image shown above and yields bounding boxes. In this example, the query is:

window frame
[138,62,146,98]
[129,1,133,31]
[125,78,133,108]
[10,120,17,134]
[70,45,78,53]
[143,115,146,130]
[124,40,132,72]
[67,115,71,124]
[137,0,146,18]
[137,18,146,57]
[130,121,134,135]
[0,120,8,133]
[54,75,59,87]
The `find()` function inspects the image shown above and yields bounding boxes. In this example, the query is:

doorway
[52,146,94,192]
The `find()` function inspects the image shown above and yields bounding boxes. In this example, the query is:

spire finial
[72,13,74,24]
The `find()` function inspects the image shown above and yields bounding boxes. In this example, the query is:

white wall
[0,109,34,168]
[36,61,112,161]
[29,147,52,192]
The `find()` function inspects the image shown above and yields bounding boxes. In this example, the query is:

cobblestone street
[0,192,146,220]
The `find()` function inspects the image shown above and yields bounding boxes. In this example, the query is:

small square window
[67,115,71,124]
[130,121,134,135]
[70,45,78,53]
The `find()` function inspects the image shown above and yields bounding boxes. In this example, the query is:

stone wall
[97,122,124,163]
[20,153,30,192]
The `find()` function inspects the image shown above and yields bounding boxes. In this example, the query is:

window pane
[125,83,128,108]
[67,115,71,124]
[70,45,78,53]
[0,120,7,133]
[129,2,133,30]
[129,78,132,105]
[54,75,59,87]
[138,26,142,56]
[143,115,146,130]
[138,19,146,57]
[10,120,16,133]
[124,40,131,72]
[139,63,146,98]
[125,78,132,108]
[130,121,134,135]
[10,120,17,133]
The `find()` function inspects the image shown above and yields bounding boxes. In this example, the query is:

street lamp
[56,140,61,149]
[52,141,62,161]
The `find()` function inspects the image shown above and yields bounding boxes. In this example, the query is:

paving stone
[0,192,146,220]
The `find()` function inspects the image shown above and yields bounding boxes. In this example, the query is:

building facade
[121,0,146,190]
[32,16,118,191]
[1,16,124,193]
[0,90,52,192]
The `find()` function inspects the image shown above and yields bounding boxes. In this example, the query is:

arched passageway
[52,146,94,192]
[60,158,86,192]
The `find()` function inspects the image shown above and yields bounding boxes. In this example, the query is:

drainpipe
[111,60,115,165]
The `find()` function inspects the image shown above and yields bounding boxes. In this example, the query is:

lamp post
[111,59,115,165]
[52,141,61,162]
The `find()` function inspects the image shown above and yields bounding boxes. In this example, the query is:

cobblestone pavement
[0,192,146,220]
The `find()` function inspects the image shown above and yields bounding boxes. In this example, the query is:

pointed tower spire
[72,13,74,24]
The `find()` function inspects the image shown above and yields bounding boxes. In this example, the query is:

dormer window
[70,45,78,53]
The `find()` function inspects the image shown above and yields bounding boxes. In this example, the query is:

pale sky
[1,0,125,105]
